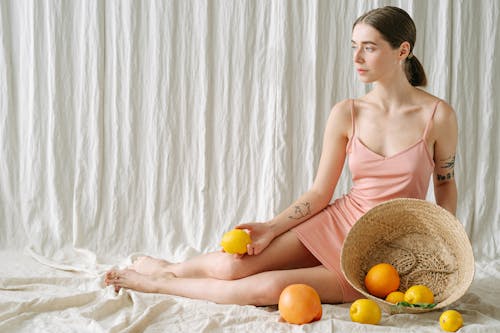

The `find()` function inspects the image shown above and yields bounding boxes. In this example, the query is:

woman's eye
[351,45,375,52]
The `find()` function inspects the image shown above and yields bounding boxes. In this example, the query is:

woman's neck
[369,75,418,110]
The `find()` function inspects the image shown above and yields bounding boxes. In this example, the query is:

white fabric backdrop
[0,0,499,275]
[1,1,500,332]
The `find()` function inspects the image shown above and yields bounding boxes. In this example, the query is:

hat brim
[341,198,475,314]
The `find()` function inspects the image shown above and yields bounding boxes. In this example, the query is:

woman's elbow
[434,180,457,215]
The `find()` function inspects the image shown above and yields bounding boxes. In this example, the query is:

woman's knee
[245,278,286,306]
[211,255,248,280]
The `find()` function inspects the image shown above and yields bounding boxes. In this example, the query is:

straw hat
[341,198,474,314]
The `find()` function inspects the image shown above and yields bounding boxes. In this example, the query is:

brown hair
[353,6,427,86]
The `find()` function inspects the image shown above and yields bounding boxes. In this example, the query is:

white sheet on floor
[1,1,499,332]
[1,250,500,332]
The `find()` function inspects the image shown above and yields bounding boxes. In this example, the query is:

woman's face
[351,23,402,84]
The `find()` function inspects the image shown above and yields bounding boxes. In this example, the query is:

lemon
[349,299,382,325]
[404,285,434,304]
[439,310,463,332]
[220,229,251,254]
[385,291,405,304]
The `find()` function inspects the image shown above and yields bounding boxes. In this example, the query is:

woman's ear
[399,41,411,59]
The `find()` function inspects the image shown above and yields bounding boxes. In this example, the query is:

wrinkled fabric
[0,1,499,332]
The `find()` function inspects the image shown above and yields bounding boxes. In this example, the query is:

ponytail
[404,55,427,87]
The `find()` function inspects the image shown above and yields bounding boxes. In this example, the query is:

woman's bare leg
[128,256,171,275]
[106,265,345,305]
[129,230,320,280]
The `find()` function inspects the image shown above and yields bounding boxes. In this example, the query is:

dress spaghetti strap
[346,99,356,153]
[422,100,441,140]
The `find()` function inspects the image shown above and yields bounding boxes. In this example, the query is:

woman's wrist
[265,219,281,238]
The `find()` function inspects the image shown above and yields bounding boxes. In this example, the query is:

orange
[220,229,251,254]
[439,310,463,332]
[385,291,405,304]
[364,263,400,298]
[278,284,322,324]
[350,298,382,325]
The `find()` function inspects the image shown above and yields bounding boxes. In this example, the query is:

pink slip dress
[293,99,440,302]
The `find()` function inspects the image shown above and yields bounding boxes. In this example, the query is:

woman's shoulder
[434,100,457,132]
[418,91,456,124]
[328,98,354,122]
[325,99,354,137]
[331,98,354,111]
[435,99,455,119]
[416,89,454,113]
[418,91,457,138]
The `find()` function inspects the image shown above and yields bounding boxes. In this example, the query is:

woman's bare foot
[105,269,175,293]
[128,256,172,276]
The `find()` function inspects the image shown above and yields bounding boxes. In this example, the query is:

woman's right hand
[235,222,276,256]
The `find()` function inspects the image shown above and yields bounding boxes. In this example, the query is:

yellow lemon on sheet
[349,299,382,325]
[404,285,434,305]
[385,291,405,304]
[439,310,463,332]
[220,229,252,254]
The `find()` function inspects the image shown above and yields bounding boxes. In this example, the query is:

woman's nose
[353,49,364,63]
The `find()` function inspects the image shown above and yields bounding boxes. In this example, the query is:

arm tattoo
[437,154,455,182]
[437,171,454,181]
[440,155,455,169]
[288,202,311,220]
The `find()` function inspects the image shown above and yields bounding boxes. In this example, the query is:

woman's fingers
[235,223,254,231]
[246,243,255,255]
[246,242,264,256]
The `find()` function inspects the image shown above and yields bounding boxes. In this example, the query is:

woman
[105,6,457,305]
